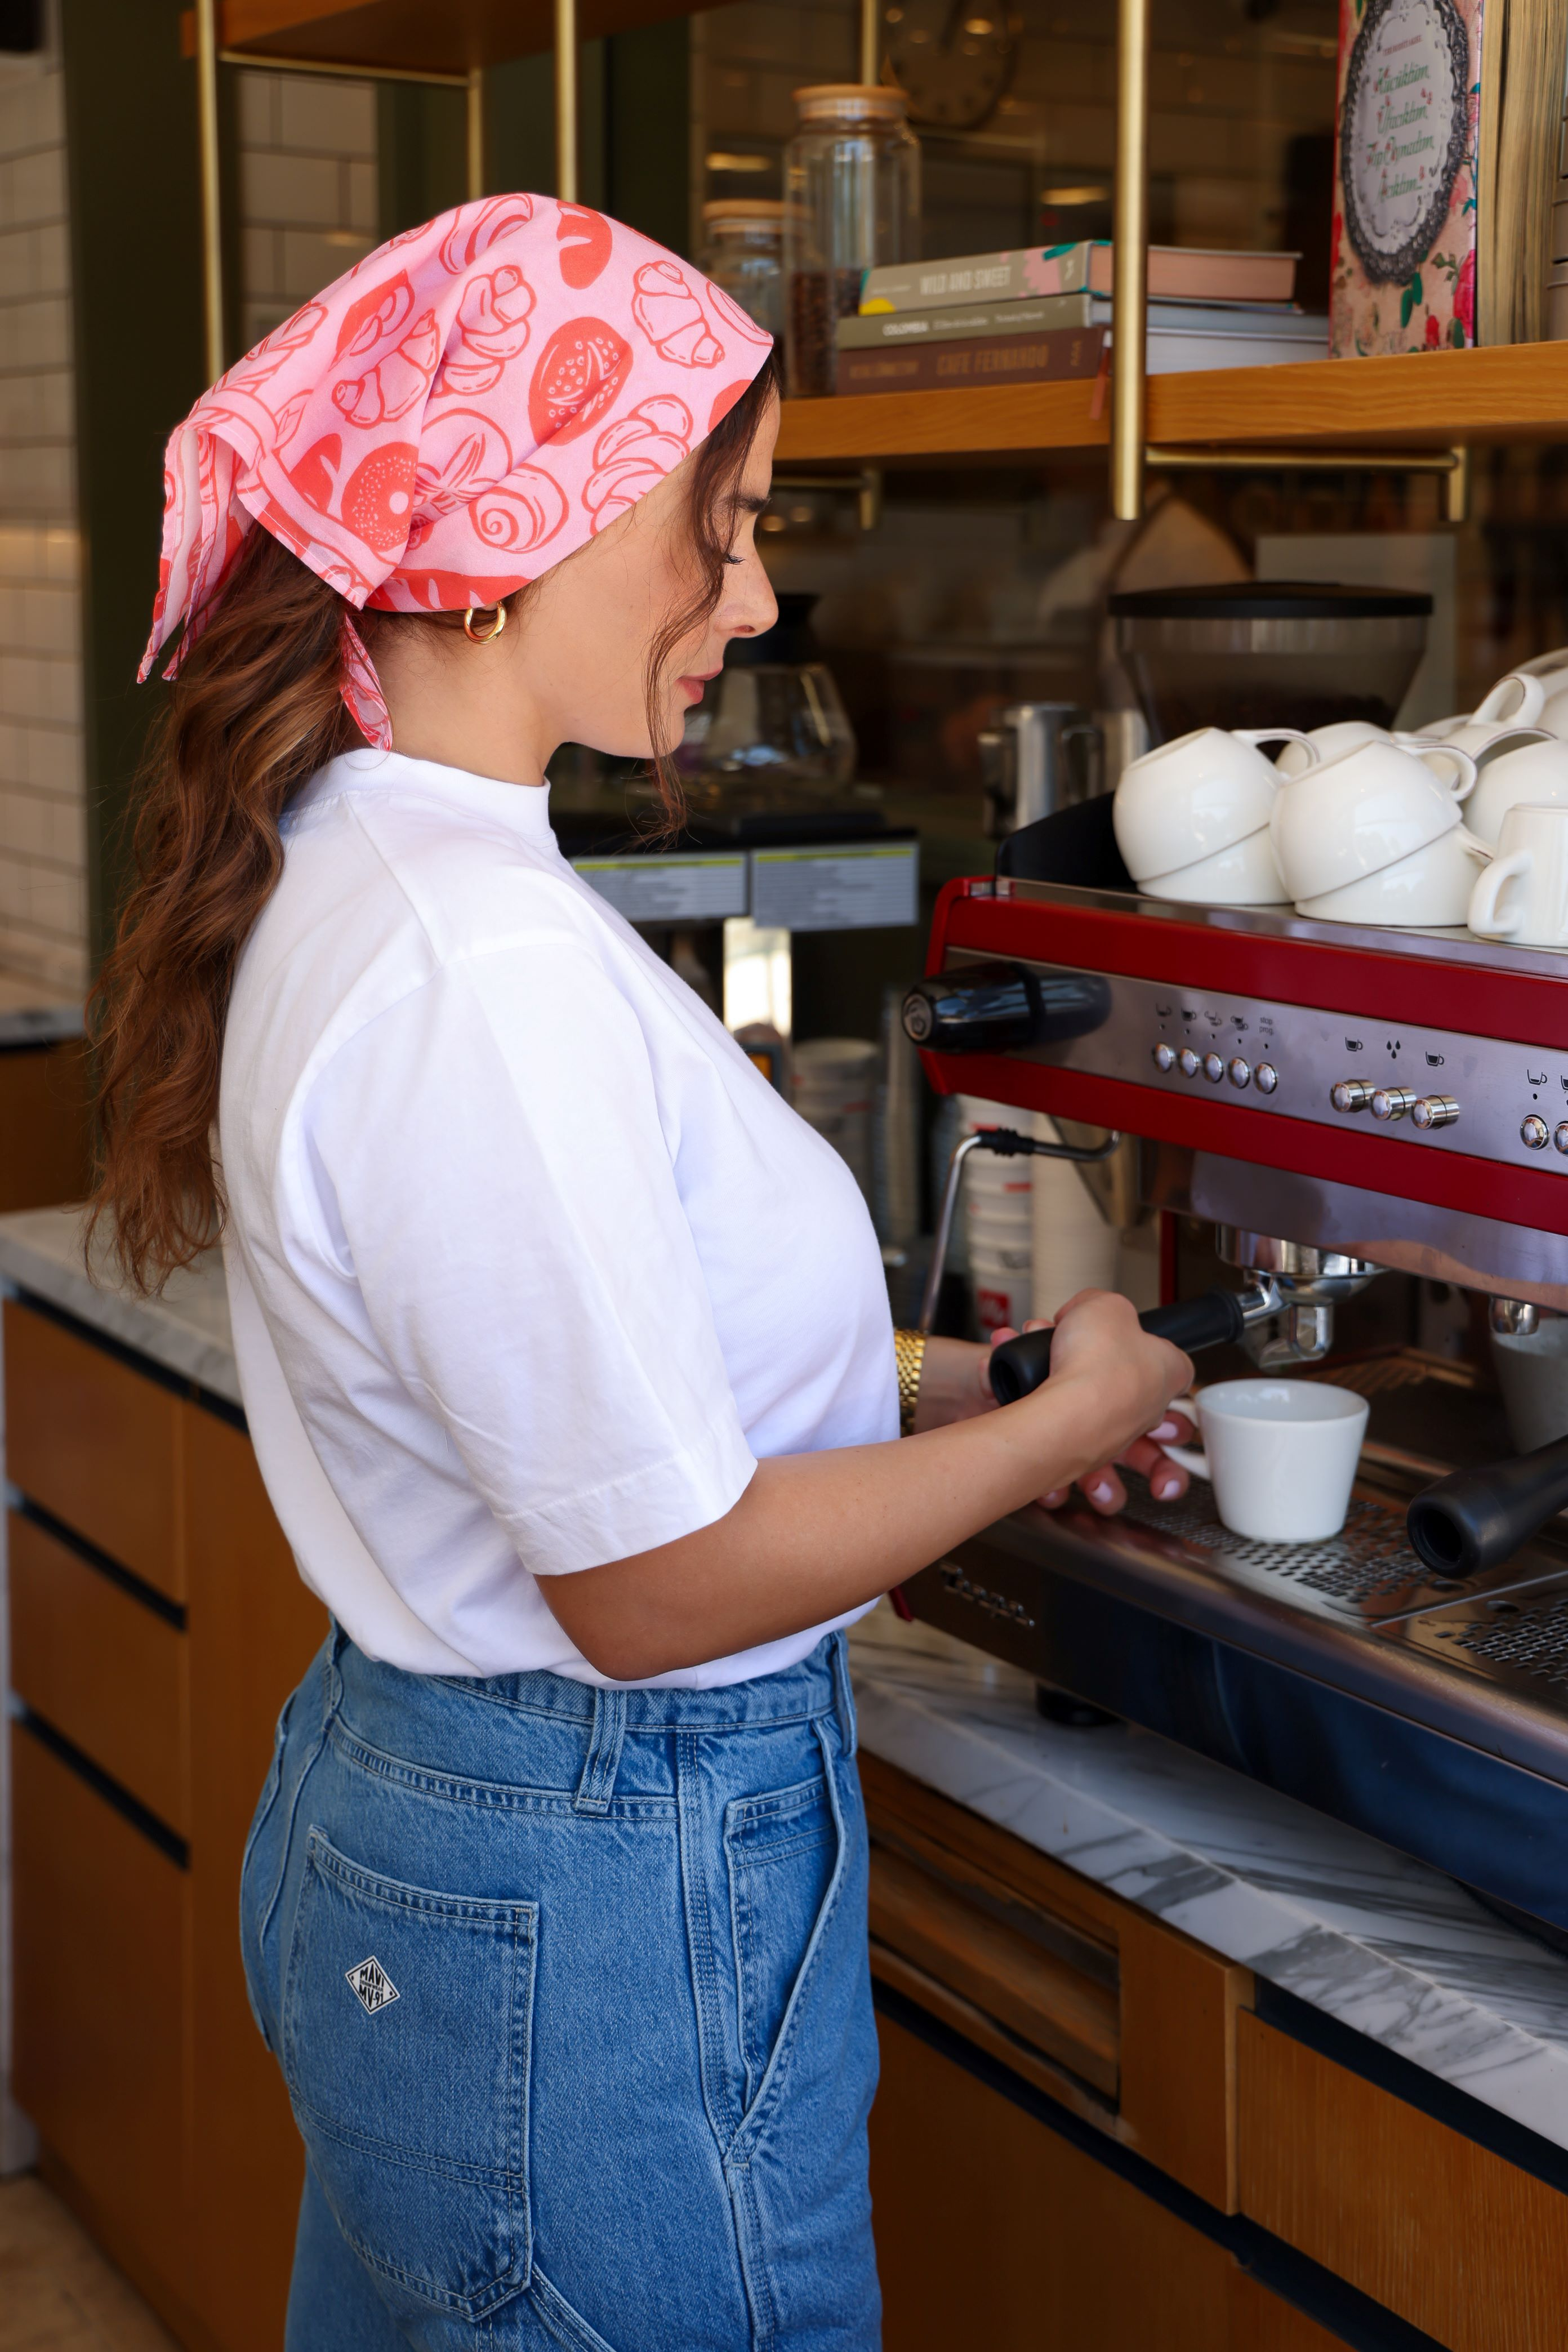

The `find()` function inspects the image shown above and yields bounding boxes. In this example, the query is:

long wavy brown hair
[90,351,781,1294]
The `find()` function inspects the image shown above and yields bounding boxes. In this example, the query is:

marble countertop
[850,1606,1568,2154]
[0,1206,239,1407]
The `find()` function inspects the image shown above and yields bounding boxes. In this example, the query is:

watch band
[893,1328,928,1437]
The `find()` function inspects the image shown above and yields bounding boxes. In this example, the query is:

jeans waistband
[330,1627,856,1743]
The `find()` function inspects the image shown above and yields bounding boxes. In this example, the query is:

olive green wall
[61,0,204,966]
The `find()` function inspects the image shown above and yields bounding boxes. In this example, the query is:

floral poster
[1330,0,1482,355]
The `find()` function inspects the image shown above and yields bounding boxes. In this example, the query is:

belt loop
[574,1686,627,1815]
[831,1631,858,1760]
[324,1620,348,1727]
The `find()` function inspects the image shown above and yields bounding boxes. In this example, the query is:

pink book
[1329,0,1482,356]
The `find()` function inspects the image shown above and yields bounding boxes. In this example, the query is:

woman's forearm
[538,1297,1186,1678]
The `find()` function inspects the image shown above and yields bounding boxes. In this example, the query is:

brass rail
[1111,3,1469,522]
[555,0,579,203]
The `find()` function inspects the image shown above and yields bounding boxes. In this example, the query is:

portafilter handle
[987,1282,1280,1407]
[1406,1437,1568,1579]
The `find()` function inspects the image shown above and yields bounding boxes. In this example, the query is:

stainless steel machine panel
[950,947,1568,1175]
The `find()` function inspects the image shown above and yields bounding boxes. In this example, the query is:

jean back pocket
[282,1829,536,2320]
[725,1774,838,2110]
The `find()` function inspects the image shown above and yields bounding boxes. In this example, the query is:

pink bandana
[140,197,773,747]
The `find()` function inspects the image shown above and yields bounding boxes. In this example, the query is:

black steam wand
[919,1124,1284,1397]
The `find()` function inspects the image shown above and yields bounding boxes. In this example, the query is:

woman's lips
[678,669,721,703]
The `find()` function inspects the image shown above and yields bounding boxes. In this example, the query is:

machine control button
[1152,1041,1176,1072]
[1412,1095,1460,1130]
[1177,1048,1201,1077]
[1202,1052,1225,1083]
[1556,1122,1568,1156]
[1227,1057,1250,1089]
[1522,1115,1552,1151]
[1331,1079,1373,1112]
[1370,1087,1416,1121]
[1253,1062,1278,1094]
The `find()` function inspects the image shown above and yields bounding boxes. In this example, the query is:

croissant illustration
[631,262,723,368]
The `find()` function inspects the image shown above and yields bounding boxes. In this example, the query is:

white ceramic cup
[1467,802,1568,948]
[1112,726,1316,884]
[1273,720,1440,778]
[1270,737,1479,903]
[1139,825,1290,905]
[1193,1379,1370,1542]
[1465,736,1568,845]
[1477,671,1547,725]
[1437,718,1551,768]
[1295,825,1488,926]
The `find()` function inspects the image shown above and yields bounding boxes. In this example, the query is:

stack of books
[834,242,1325,397]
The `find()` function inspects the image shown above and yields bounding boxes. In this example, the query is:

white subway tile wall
[237,70,378,352]
[0,49,84,997]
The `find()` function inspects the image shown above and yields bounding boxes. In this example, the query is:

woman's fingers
[1078,1464,1128,1514]
[1120,1432,1188,1500]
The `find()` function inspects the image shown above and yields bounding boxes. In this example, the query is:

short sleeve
[300,939,759,1574]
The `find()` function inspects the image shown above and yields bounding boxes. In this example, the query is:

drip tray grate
[1427,1593,1568,1685]
[1116,1480,1441,1619]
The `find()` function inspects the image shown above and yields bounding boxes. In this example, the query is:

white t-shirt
[219,749,896,1687]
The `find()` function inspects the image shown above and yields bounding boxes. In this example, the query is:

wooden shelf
[776,341,1568,468]
[199,0,700,73]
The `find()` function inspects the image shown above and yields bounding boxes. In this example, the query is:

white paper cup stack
[957,1095,1034,1337]
[1030,1115,1120,1322]
[792,1037,879,1206]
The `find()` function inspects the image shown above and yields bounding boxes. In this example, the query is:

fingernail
[1152,1471,1179,1498]
[1086,1478,1113,1504]
[1150,1418,1181,1440]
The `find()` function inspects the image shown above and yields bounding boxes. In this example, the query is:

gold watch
[893,1328,928,1437]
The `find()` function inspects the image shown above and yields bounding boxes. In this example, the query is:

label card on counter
[750,841,919,932]
[572,852,748,923]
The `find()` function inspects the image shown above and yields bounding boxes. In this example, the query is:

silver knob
[1253,1062,1278,1094]
[1370,1087,1416,1121]
[1331,1079,1372,1112]
[1152,1042,1175,1072]
[1557,1122,1568,1156]
[1202,1052,1225,1084]
[1178,1048,1200,1077]
[1411,1095,1460,1130]
[1227,1057,1250,1089]
[1522,1115,1551,1150]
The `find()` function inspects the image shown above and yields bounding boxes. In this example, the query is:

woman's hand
[910,1309,1195,1513]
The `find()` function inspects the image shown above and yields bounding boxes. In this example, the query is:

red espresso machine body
[903,874,1568,1919]
[919,875,1568,1291]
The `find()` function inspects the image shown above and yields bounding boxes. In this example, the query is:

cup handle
[1157,1444,1210,1480]
[1414,742,1478,800]
[1455,825,1493,860]
[1468,847,1530,938]
[1236,727,1318,768]
[1476,672,1548,726]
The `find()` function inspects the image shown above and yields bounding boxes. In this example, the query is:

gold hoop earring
[462,603,508,644]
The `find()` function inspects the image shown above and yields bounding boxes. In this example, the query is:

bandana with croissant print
[140,196,774,749]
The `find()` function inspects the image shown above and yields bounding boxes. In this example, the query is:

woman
[91,199,1193,2350]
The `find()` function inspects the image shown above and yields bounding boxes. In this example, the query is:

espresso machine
[901,832,1568,1939]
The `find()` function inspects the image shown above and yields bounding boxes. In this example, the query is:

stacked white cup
[792,1037,879,1206]
[958,1095,1034,1338]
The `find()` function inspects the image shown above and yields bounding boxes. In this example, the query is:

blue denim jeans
[240,1629,880,2352]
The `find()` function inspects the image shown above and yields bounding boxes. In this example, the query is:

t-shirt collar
[295,747,556,841]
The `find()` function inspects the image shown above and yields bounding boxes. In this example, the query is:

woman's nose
[724,559,778,642]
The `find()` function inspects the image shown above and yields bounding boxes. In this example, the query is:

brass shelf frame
[197,0,586,376]
[1110,0,1470,522]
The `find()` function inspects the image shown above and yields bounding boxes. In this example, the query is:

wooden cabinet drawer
[12,1722,188,2300]
[0,1040,92,1213]
[872,2011,1343,2352]
[8,1508,188,1834]
[1239,2012,1568,2351]
[5,1298,184,1598]
[861,1753,1250,2211]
